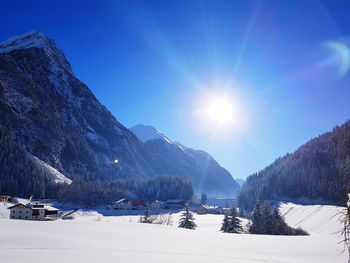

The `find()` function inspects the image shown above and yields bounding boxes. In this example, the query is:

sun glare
[193,89,242,135]
[205,96,235,125]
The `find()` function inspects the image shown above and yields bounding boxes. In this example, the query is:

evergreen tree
[200,192,208,205]
[220,208,243,233]
[249,200,269,234]
[178,207,197,230]
[249,200,308,235]
[221,214,230,232]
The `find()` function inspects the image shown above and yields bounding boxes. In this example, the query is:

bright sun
[205,96,235,125]
[193,89,243,136]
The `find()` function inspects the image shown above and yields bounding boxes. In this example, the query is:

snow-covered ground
[280,202,343,235]
[0,202,346,263]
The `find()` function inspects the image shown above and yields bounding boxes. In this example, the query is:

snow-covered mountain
[130,124,240,197]
[0,31,238,199]
[0,32,156,189]
[130,124,173,144]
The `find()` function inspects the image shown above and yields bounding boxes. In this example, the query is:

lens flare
[318,40,350,77]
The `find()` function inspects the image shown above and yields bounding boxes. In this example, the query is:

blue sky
[1,0,350,179]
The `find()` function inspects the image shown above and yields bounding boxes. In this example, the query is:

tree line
[239,120,350,214]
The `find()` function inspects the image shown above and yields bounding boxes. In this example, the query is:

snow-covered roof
[115,199,129,204]
[43,205,59,211]
[8,202,59,211]
[7,203,29,209]
[198,204,220,209]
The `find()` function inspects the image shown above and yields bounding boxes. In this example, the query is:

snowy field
[0,202,346,263]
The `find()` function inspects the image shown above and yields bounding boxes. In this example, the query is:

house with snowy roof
[165,199,186,209]
[150,200,166,210]
[8,202,59,220]
[108,199,148,210]
[108,198,133,210]
[196,204,222,215]
[0,195,11,203]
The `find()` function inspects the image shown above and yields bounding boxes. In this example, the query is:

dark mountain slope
[238,120,350,213]
[0,31,157,186]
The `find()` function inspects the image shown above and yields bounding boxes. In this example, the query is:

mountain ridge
[130,124,240,197]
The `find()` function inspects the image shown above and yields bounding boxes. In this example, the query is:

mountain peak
[0,31,73,74]
[130,124,173,144]
[0,31,51,53]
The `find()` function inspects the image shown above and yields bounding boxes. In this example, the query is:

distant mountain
[238,120,350,213]
[130,124,240,197]
[130,124,173,144]
[235,178,245,187]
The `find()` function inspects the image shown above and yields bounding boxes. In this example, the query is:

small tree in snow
[221,214,230,232]
[139,204,152,224]
[220,208,243,233]
[178,207,197,230]
[341,194,350,263]
[200,192,208,205]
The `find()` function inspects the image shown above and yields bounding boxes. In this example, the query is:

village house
[165,199,186,209]
[0,195,11,203]
[31,204,60,220]
[108,199,148,210]
[150,200,166,210]
[196,204,223,215]
[8,202,59,220]
[108,199,132,210]
[8,203,32,220]
[207,198,237,208]
[131,199,147,210]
